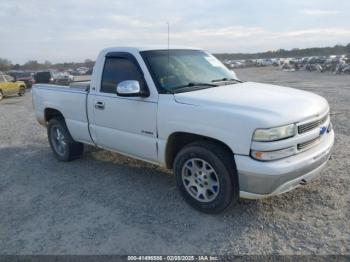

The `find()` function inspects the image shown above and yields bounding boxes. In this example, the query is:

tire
[47,118,84,161]
[174,141,239,214]
[18,86,25,96]
[0,90,3,101]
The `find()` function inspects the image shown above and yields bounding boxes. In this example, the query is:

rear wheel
[0,90,3,101]
[47,118,84,161]
[18,86,25,96]
[174,141,239,214]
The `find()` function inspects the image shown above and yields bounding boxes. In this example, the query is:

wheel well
[165,132,234,169]
[44,108,64,122]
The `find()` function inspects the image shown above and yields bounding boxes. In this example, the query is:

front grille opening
[297,137,320,151]
[298,115,328,134]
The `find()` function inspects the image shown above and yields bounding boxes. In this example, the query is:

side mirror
[116,80,149,97]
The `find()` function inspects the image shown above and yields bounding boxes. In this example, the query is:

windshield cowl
[171,82,218,93]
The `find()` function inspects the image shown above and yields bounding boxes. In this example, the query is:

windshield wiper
[211,78,241,83]
[171,82,218,93]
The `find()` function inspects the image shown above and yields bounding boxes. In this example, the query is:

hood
[174,82,329,126]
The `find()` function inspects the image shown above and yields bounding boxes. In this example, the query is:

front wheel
[174,141,239,214]
[47,118,84,161]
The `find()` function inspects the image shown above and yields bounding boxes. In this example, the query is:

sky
[1,0,350,64]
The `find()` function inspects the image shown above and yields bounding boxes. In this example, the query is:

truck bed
[32,83,93,145]
[70,81,90,91]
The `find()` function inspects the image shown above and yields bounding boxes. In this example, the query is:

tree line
[0,58,95,72]
[1,43,350,71]
[214,43,350,60]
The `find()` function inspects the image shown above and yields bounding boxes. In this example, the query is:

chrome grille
[298,115,328,134]
[297,137,320,151]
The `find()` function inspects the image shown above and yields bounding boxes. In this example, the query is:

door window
[101,57,144,94]
[4,75,14,82]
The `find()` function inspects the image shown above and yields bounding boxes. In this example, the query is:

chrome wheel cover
[181,158,220,202]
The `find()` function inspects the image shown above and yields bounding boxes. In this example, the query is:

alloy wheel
[181,158,220,202]
[51,127,67,156]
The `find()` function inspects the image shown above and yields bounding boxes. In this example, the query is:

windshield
[141,49,238,93]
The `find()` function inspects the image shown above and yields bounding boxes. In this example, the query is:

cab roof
[100,46,203,53]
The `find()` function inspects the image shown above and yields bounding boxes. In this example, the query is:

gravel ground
[0,67,349,255]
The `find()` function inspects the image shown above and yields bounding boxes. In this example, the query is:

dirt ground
[0,67,349,255]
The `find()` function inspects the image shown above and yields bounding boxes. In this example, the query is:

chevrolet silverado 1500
[32,47,334,213]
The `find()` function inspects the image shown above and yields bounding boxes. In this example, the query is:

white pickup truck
[32,47,334,213]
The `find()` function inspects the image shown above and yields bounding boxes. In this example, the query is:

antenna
[167,21,170,50]
[166,21,170,90]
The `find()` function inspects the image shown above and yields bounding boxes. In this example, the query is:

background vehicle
[54,72,74,85]
[9,71,35,88]
[0,71,26,100]
[32,47,334,213]
[34,71,55,84]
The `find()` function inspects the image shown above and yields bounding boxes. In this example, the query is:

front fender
[16,81,26,88]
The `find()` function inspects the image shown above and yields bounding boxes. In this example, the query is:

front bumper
[235,129,334,198]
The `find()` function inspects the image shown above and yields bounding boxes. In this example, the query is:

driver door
[89,53,158,163]
[4,75,17,95]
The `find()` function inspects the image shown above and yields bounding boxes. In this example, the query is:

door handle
[95,101,105,110]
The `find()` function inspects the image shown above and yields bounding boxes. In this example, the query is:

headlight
[251,147,295,161]
[253,124,295,142]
